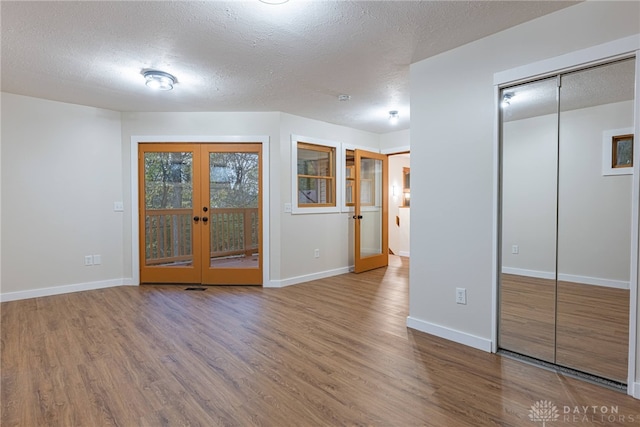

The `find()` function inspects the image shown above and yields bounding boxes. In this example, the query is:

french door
[353,149,388,273]
[139,143,262,285]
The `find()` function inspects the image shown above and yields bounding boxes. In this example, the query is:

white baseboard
[0,278,132,302]
[398,251,410,257]
[406,316,492,352]
[557,273,629,290]
[502,267,629,289]
[501,267,555,280]
[266,266,351,288]
[632,382,640,399]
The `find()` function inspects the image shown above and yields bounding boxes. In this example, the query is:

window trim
[602,127,634,176]
[291,135,341,214]
[612,134,634,169]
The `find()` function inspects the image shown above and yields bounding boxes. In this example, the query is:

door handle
[202,216,208,223]
[352,215,363,219]
[203,206,208,212]
[193,216,200,222]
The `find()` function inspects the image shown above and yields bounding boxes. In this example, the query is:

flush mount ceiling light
[143,70,176,91]
[338,94,351,102]
[259,0,289,4]
[501,93,513,108]
[388,110,399,125]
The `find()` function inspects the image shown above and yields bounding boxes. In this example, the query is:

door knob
[193,216,200,222]
[202,216,208,223]
[352,215,363,219]
[203,206,208,212]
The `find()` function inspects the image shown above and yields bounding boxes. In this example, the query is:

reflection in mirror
[555,59,634,383]
[499,77,559,362]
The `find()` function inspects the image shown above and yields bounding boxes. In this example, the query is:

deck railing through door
[145,207,259,266]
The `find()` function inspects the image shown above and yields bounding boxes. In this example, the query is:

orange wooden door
[354,149,388,273]
[139,143,262,285]
[139,144,203,284]
[200,144,263,285]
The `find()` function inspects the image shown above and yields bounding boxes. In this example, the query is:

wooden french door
[353,149,388,273]
[139,143,262,285]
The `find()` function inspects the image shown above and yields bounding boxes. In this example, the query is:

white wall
[1,93,124,297]
[502,113,557,277]
[558,101,633,284]
[279,113,380,279]
[1,99,382,297]
[380,128,410,153]
[408,1,640,353]
[503,101,634,286]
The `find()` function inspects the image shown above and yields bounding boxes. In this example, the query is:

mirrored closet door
[499,58,635,385]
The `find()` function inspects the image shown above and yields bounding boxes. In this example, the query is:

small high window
[612,134,633,169]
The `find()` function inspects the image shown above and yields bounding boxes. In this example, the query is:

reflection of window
[402,167,410,207]
[612,134,633,168]
[211,163,231,183]
[297,142,336,207]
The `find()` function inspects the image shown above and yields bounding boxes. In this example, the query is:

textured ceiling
[501,58,636,122]
[1,1,580,134]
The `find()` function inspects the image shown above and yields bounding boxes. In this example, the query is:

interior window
[297,142,336,207]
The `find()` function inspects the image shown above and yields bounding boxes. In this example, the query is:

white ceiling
[1,1,580,134]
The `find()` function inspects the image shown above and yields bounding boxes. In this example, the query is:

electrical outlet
[84,255,93,266]
[284,203,292,213]
[93,254,102,265]
[456,288,467,305]
[511,245,519,254]
[314,249,320,258]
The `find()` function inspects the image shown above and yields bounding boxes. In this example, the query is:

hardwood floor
[499,274,556,363]
[556,281,629,383]
[2,256,639,426]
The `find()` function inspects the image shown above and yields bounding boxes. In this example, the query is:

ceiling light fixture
[259,0,289,4]
[501,93,513,108]
[143,70,176,91]
[338,94,351,102]
[388,110,399,125]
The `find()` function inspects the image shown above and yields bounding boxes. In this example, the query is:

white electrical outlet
[84,255,93,266]
[284,203,292,213]
[93,254,102,265]
[314,249,320,258]
[511,245,519,254]
[114,201,124,212]
[456,288,467,305]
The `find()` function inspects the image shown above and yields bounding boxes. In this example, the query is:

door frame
[130,135,270,287]
[492,36,640,395]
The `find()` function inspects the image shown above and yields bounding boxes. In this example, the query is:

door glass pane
[345,149,355,206]
[208,152,260,268]
[359,156,383,258]
[143,152,193,266]
[499,77,558,362]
